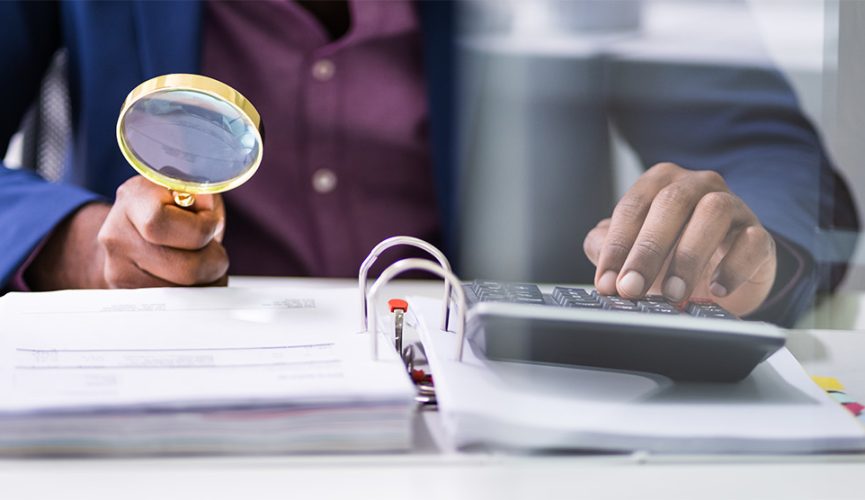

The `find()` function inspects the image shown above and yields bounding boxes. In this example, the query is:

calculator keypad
[467,281,737,319]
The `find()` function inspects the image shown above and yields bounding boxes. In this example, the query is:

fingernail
[618,271,645,297]
[663,276,686,302]
[598,270,617,293]
[710,282,728,297]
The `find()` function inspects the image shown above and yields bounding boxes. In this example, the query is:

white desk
[1,277,864,500]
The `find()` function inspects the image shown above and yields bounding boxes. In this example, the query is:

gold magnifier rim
[116,73,264,195]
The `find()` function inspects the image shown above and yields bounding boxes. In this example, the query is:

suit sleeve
[0,2,102,290]
[607,59,859,327]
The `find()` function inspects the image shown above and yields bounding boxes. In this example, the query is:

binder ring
[366,258,467,362]
[358,236,453,333]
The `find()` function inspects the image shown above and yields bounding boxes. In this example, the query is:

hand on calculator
[582,162,777,317]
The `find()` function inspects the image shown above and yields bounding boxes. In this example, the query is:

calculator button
[686,301,737,319]
[639,305,680,315]
[701,311,736,319]
[477,291,509,302]
[510,290,544,300]
[598,296,635,306]
[641,295,675,305]
[563,300,604,309]
[595,295,640,312]
[512,297,546,305]
[472,280,504,294]
[637,297,680,315]
[553,287,601,308]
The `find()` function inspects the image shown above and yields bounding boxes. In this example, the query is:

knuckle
[696,169,725,187]
[97,226,121,253]
[140,213,165,242]
[744,225,774,257]
[649,162,681,176]
[115,177,143,200]
[613,195,649,220]
[114,183,129,201]
[603,238,632,264]
[96,225,110,247]
[129,175,150,188]
[634,237,666,263]
[698,191,735,216]
[742,224,765,241]
[655,184,690,209]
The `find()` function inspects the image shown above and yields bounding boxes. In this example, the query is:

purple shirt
[202,0,441,277]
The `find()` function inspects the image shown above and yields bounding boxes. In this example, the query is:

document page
[0,287,413,412]
[409,296,865,453]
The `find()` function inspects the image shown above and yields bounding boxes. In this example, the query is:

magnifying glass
[116,74,264,208]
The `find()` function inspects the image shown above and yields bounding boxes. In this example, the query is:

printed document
[0,287,414,454]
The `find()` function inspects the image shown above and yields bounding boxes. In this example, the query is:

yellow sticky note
[811,376,845,392]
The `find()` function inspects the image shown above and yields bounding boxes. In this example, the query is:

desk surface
[2,277,864,500]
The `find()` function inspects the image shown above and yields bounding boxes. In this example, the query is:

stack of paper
[410,296,865,454]
[0,287,415,455]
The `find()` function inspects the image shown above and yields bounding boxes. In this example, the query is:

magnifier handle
[172,191,196,208]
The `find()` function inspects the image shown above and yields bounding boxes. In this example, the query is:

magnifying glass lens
[117,75,264,207]
[121,89,260,187]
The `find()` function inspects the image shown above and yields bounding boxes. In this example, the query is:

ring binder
[365,258,467,361]
[358,236,454,332]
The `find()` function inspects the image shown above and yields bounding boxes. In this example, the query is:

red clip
[411,369,426,383]
[411,369,433,384]
[388,299,409,313]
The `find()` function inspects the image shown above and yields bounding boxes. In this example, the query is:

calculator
[463,281,786,382]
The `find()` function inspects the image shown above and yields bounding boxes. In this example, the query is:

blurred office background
[4,0,864,292]
[455,0,865,294]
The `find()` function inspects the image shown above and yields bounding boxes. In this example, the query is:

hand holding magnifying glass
[25,75,264,290]
[116,74,264,207]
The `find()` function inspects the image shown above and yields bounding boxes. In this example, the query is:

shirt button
[311,59,335,81]
[312,168,338,194]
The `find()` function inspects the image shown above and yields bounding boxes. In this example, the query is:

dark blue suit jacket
[0,1,856,326]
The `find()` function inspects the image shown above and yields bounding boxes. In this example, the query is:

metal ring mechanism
[366,258,467,362]
[358,236,453,333]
